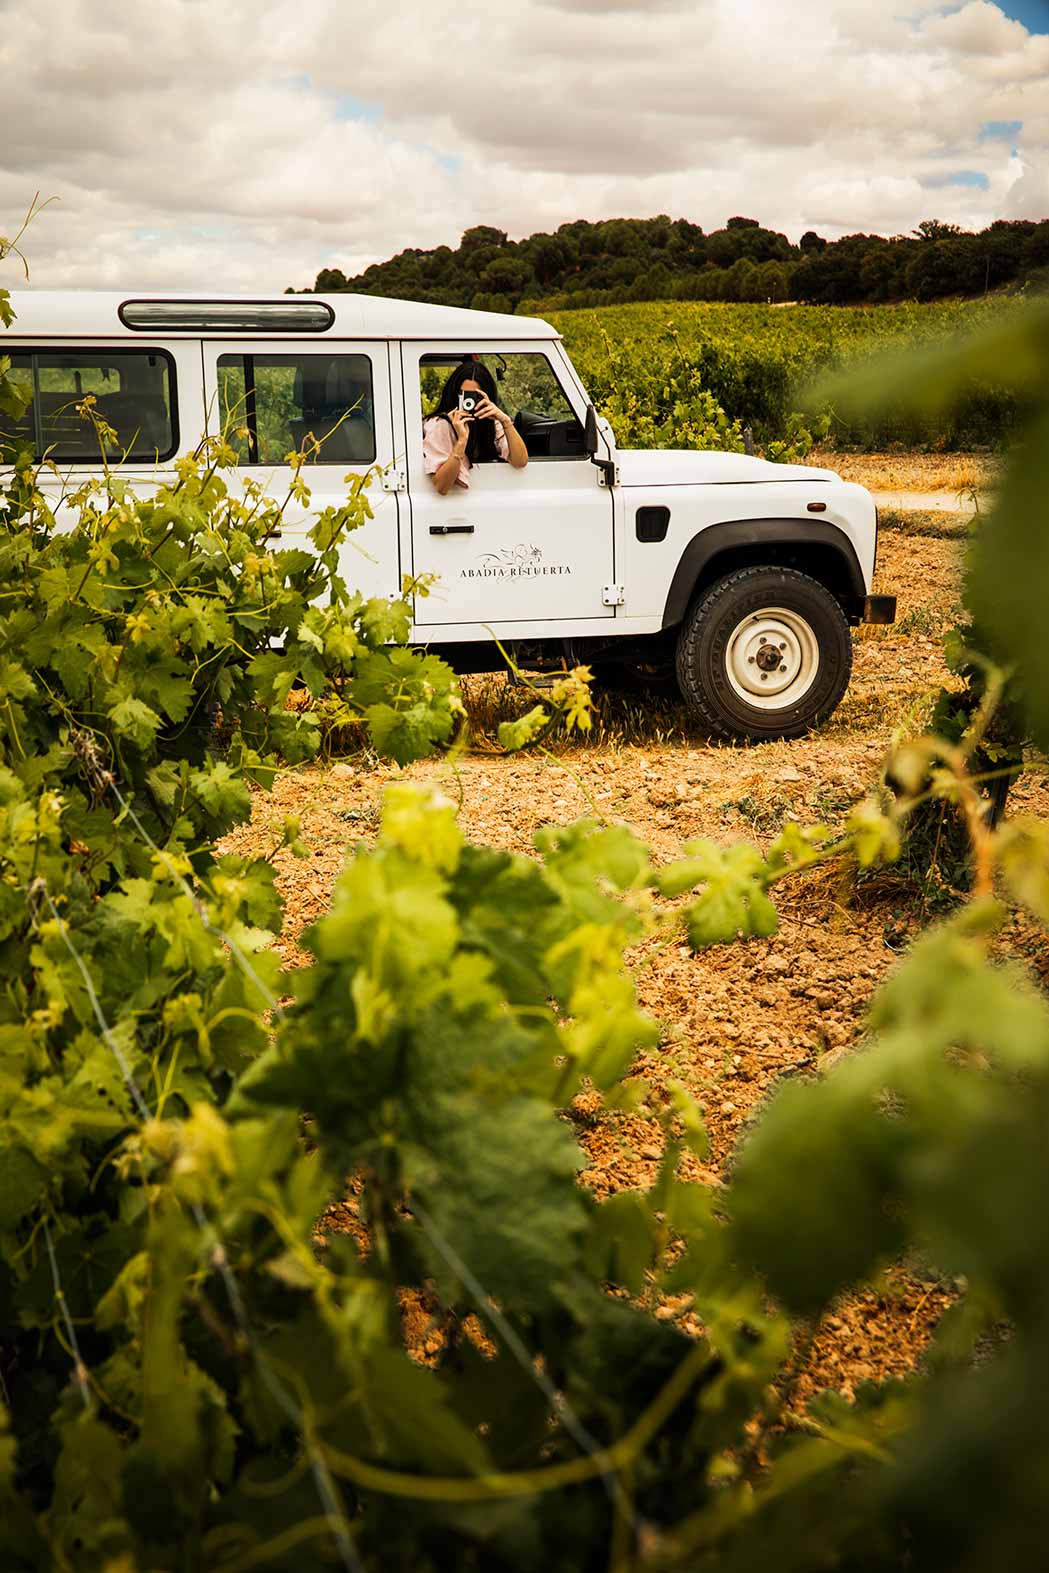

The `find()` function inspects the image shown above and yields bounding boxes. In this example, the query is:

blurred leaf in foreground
[812,296,1049,749]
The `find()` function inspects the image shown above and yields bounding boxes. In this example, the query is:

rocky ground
[222,497,1047,1405]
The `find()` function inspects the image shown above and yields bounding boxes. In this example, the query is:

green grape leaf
[50,1413,130,1565]
[583,1190,660,1295]
[497,704,549,752]
[727,1073,910,1316]
[995,816,1049,924]
[846,797,902,868]
[337,1346,490,1474]
[667,1078,709,1160]
[379,782,462,873]
[108,695,162,750]
[412,1096,588,1312]
[675,839,778,947]
[0,1137,49,1229]
[189,760,252,825]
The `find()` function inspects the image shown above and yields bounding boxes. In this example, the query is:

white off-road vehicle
[2,292,894,738]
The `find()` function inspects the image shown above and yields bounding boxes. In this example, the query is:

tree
[304,214,1035,312]
[460,224,509,251]
[314,266,348,292]
[478,255,534,305]
[915,219,963,243]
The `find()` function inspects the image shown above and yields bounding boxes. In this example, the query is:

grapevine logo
[460,542,572,581]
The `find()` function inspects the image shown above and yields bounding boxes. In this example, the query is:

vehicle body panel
[5,291,559,344]
[619,478,877,626]
[616,449,839,487]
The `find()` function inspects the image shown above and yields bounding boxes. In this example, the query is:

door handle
[429,524,474,535]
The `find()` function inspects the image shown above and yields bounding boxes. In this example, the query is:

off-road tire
[675,566,852,740]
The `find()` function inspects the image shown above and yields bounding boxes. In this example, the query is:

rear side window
[217,352,375,466]
[0,349,177,463]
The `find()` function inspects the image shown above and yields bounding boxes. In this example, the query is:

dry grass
[875,507,975,540]
[460,670,714,752]
[811,448,999,495]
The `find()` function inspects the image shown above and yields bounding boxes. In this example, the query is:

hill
[300,214,1049,312]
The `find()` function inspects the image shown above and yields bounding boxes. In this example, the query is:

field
[547,298,1015,451]
[220,496,1048,1404]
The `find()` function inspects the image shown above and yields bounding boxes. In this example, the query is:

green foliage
[306,212,1048,318]
[0,429,460,885]
[553,298,1014,451]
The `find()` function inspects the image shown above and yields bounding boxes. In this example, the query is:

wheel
[675,566,852,740]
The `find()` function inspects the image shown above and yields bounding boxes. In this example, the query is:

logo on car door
[461,542,572,580]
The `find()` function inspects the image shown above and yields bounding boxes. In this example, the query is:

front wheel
[675,566,852,740]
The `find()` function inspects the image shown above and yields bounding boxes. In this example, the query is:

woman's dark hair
[432,359,504,465]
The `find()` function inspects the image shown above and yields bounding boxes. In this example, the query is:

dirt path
[221,518,1047,1403]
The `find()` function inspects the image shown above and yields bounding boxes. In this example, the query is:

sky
[1,0,1047,293]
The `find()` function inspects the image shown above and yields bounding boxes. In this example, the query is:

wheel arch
[661,519,866,630]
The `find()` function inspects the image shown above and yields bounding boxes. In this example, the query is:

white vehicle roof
[3,290,559,343]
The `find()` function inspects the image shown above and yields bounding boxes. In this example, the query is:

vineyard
[3,278,1049,1572]
[550,298,1018,451]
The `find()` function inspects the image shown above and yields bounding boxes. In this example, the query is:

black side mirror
[585,403,618,488]
[584,403,598,456]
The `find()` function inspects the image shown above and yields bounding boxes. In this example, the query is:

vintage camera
[458,390,484,417]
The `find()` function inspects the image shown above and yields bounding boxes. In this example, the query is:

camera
[458,390,484,417]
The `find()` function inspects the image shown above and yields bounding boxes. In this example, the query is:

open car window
[419,352,586,459]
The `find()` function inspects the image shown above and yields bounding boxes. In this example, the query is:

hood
[617,449,840,487]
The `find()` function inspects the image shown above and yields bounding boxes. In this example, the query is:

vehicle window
[218,353,375,465]
[0,350,176,463]
[419,351,584,459]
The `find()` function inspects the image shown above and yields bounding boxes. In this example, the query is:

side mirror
[585,403,618,488]
[584,403,598,456]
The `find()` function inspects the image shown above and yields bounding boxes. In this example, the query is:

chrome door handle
[429,524,474,535]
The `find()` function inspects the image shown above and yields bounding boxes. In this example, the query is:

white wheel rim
[724,605,820,711]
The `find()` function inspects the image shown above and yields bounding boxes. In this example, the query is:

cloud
[1003,151,1049,216]
[920,0,1032,53]
[0,0,1044,293]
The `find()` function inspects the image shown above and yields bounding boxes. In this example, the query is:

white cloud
[1004,150,1049,217]
[0,0,1045,293]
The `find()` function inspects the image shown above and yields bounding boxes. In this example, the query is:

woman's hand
[473,396,529,470]
[449,408,471,447]
[471,395,508,427]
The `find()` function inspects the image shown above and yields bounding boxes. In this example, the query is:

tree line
[300,214,1049,312]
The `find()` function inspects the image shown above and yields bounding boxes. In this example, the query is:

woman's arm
[426,411,470,494]
[475,397,529,469]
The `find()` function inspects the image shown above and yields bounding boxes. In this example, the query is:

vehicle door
[401,343,615,631]
[0,343,202,531]
[201,341,400,601]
